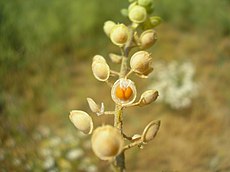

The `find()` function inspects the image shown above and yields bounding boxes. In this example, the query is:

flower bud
[110,24,129,47]
[139,89,158,106]
[69,110,93,134]
[140,29,157,49]
[138,0,152,7]
[87,98,100,113]
[142,120,160,143]
[128,5,147,24]
[109,53,122,64]
[91,125,124,160]
[111,78,137,106]
[103,20,116,37]
[92,55,110,81]
[130,51,153,76]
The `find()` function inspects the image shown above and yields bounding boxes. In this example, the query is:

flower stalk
[68,0,163,171]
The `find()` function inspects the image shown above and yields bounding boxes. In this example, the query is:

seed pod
[130,51,153,76]
[93,55,106,63]
[128,5,147,24]
[110,24,129,47]
[142,120,160,143]
[139,90,158,106]
[69,110,93,134]
[103,20,116,37]
[132,134,142,141]
[87,98,100,113]
[111,78,137,106]
[109,53,123,64]
[150,16,162,28]
[138,0,152,7]
[91,125,124,160]
[120,9,128,17]
[140,29,157,49]
[92,55,110,82]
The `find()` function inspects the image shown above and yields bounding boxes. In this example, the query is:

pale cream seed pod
[69,110,94,134]
[93,55,106,63]
[130,51,153,76]
[140,29,157,49]
[128,5,147,24]
[132,134,142,141]
[141,120,161,143]
[139,89,158,106]
[110,24,129,47]
[87,98,100,113]
[111,78,137,106]
[91,125,124,160]
[109,53,123,64]
[92,55,110,82]
[103,20,116,37]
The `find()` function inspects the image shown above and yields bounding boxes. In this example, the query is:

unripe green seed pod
[140,29,157,49]
[150,16,162,27]
[121,9,128,17]
[139,90,158,106]
[92,55,110,82]
[91,125,124,160]
[110,24,129,47]
[128,5,147,24]
[103,20,116,37]
[142,120,160,143]
[69,110,93,134]
[138,0,152,7]
[130,51,153,76]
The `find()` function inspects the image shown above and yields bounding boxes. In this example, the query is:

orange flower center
[115,85,133,100]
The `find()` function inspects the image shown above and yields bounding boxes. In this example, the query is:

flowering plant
[69,0,162,171]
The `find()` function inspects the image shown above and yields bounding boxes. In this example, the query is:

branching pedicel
[69,0,162,171]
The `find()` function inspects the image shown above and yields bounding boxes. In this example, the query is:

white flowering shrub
[148,61,198,109]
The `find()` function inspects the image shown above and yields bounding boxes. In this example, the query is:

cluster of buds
[69,0,162,171]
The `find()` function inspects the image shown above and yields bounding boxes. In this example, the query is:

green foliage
[155,0,230,34]
[0,0,126,119]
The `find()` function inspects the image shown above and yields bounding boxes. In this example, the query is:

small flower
[92,55,110,82]
[111,78,137,106]
[140,29,157,49]
[110,24,129,47]
[130,51,153,76]
[91,125,124,160]
[69,110,94,134]
[128,5,147,24]
[66,148,84,161]
[103,20,116,37]
[141,120,160,143]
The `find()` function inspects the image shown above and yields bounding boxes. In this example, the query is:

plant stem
[113,27,135,172]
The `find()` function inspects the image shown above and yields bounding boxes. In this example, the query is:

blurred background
[0,0,230,171]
